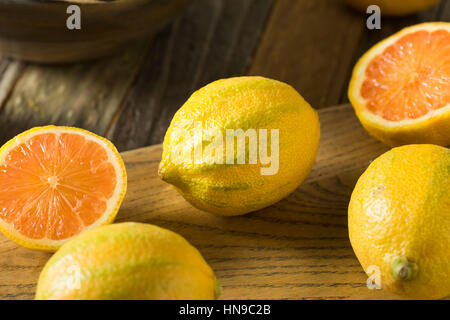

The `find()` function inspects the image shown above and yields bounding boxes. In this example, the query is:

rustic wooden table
[0,0,448,150]
[0,0,449,300]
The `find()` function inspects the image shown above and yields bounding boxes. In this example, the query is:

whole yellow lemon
[345,0,440,16]
[159,76,320,216]
[35,222,219,300]
[349,145,450,299]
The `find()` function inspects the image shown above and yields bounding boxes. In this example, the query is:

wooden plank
[249,0,365,109]
[340,0,448,104]
[0,42,150,146]
[440,0,450,20]
[0,104,401,300]
[0,58,24,109]
[107,0,275,150]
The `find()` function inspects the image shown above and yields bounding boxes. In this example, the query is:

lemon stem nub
[392,257,418,281]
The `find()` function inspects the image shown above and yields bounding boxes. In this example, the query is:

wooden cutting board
[0,104,399,300]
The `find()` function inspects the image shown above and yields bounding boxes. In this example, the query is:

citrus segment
[362,29,450,121]
[0,126,127,251]
[348,22,450,147]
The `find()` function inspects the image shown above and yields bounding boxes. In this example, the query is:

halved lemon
[348,22,450,147]
[0,126,127,251]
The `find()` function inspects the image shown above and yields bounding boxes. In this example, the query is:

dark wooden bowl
[0,0,191,63]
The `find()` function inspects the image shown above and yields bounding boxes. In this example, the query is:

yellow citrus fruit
[345,0,440,16]
[35,222,219,300]
[349,144,450,299]
[348,22,450,147]
[0,126,127,251]
[159,76,320,216]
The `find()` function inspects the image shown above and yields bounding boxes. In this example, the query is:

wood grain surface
[249,0,365,108]
[0,42,150,143]
[0,0,449,301]
[0,104,399,300]
[0,58,24,109]
[107,0,275,150]
[0,0,448,150]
